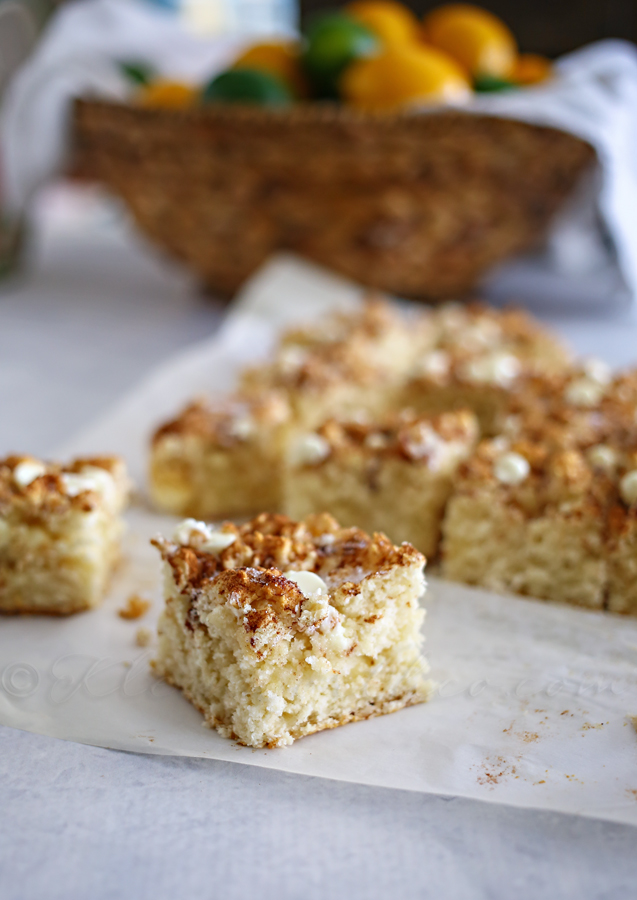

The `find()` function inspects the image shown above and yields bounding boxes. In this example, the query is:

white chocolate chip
[172,518,212,545]
[12,460,46,488]
[564,378,605,408]
[201,530,237,554]
[61,467,114,499]
[582,357,612,386]
[285,570,328,598]
[278,345,308,375]
[416,350,450,380]
[402,423,445,466]
[228,416,254,440]
[461,352,521,387]
[587,444,617,472]
[172,518,236,553]
[493,451,530,486]
[620,470,637,506]
[289,433,330,467]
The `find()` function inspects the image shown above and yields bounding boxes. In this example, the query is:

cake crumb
[630,716,637,733]
[135,627,153,647]
[119,594,151,619]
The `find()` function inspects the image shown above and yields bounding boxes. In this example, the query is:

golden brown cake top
[453,434,637,518]
[501,365,637,450]
[287,409,478,468]
[152,392,289,448]
[0,455,127,516]
[280,296,402,349]
[409,302,573,389]
[241,298,416,394]
[429,302,571,362]
[153,512,424,641]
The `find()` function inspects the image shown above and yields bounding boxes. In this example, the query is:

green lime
[119,60,156,86]
[302,12,379,99]
[202,68,293,106]
[473,73,517,92]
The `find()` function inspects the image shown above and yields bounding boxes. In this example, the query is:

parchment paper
[2,255,637,826]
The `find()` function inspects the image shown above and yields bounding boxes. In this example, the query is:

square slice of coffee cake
[152,513,431,748]
[283,410,478,558]
[0,455,129,614]
[150,392,289,519]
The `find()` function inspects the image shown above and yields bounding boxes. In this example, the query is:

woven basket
[72,99,595,300]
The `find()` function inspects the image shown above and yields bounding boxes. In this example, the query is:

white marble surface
[2,191,637,900]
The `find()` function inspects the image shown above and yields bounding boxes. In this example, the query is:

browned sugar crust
[152,512,424,634]
[152,393,288,447]
[0,455,125,516]
[281,295,400,348]
[455,440,614,510]
[309,410,478,465]
[241,298,412,394]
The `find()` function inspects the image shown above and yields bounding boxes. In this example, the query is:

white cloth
[473,40,637,313]
[0,0,270,210]
[3,0,637,309]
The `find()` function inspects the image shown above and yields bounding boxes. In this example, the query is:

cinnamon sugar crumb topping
[289,410,478,469]
[152,392,289,448]
[152,513,424,638]
[0,455,126,514]
[119,594,151,620]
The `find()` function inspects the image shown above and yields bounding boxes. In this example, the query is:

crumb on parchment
[118,594,151,620]
[135,627,153,647]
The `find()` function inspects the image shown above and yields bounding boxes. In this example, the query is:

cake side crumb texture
[152,513,431,748]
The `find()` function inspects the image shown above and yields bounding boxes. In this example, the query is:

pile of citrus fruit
[131,2,553,113]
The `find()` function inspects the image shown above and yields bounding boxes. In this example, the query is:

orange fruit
[345,0,421,48]
[136,80,198,109]
[232,41,308,98]
[422,4,517,77]
[341,43,471,111]
[511,53,552,86]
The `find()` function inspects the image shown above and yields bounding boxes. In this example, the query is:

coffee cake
[0,455,129,614]
[283,410,478,558]
[149,392,289,519]
[152,512,431,747]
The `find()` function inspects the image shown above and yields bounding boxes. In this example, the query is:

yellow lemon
[232,41,307,97]
[511,53,552,86]
[136,80,198,109]
[422,4,517,78]
[341,43,471,111]
[345,0,421,48]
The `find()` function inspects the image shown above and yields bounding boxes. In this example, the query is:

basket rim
[73,96,595,148]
